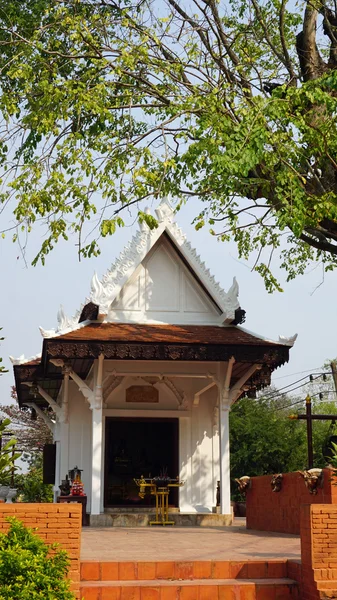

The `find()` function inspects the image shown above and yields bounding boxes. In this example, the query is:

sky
[0,200,336,405]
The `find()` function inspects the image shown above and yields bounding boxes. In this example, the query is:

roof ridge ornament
[9,353,42,366]
[39,302,87,339]
[278,333,298,347]
[227,277,239,303]
[91,272,109,314]
[239,325,298,347]
[155,198,174,223]
[57,304,83,332]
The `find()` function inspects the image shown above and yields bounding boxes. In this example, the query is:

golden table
[134,477,184,526]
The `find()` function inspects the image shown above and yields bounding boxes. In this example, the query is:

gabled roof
[39,200,244,339]
[13,322,293,408]
[52,323,286,346]
[89,201,241,320]
[12,199,297,363]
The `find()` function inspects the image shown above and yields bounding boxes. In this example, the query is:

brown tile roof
[12,358,41,367]
[53,323,280,347]
[23,358,41,366]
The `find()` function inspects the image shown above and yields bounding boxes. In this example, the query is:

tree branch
[296,3,326,81]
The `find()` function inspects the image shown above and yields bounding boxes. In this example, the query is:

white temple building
[12,201,296,524]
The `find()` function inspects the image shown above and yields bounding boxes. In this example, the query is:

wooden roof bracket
[22,381,62,417]
[23,401,55,434]
[50,358,95,408]
[50,356,105,411]
[229,364,262,405]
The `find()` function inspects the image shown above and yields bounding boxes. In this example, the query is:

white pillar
[219,403,231,515]
[59,372,69,482]
[218,358,235,517]
[53,422,61,502]
[179,416,193,512]
[91,406,103,515]
[59,423,69,483]
[90,354,104,515]
[212,407,220,507]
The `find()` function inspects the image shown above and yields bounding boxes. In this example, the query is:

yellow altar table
[134,477,184,526]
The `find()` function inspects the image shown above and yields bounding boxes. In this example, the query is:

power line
[275,391,337,412]
[263,375,322,401]
[264,374,317,398]
[272,367,327,381]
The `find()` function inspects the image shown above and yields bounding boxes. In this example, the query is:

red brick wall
[0,503,82,598]
[299,504,337,599]
[246,468,337,534]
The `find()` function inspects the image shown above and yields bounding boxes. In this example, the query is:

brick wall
[300,504,337,599]
[246,468,337,534]
[0,503,82,598]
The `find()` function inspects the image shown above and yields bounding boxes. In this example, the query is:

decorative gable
[110,236,221,325]
[38,199,245,338]
[89,200,241,325]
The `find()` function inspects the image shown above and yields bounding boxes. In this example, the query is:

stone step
[89,513,233,527]
[79,577,300,599]
[80,560,289,582]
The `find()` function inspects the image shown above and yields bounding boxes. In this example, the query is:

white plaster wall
[67,381,93,511]
[189,387,219,513]
[64,359,223,515]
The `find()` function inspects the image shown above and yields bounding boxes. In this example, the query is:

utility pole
[331,361,337,398]
[290,395,337,468]
[306,395,313,469]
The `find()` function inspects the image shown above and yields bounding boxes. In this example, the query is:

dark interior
[104,417,179,507]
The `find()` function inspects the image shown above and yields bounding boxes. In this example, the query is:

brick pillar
[0,503,82,599]
[300,504,337,600]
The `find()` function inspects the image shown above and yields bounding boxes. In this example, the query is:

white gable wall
[109,236,221,325]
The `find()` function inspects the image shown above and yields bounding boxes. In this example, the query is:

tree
[0,1,337,289]
[15,453,53,503]
[1,388,53,454]
[0,419,20,486]
[0,405,52,453]
[229,394,337,498]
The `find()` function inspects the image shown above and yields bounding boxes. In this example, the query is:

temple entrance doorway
[104,417,179,508]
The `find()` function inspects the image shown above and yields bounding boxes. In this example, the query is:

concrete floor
[81,520,301,562]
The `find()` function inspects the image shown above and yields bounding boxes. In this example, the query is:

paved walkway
[81,521,301,562]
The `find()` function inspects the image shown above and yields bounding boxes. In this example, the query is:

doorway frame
[104,415,180,508]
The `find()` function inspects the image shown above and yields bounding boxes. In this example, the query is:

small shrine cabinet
[12,201,295,521]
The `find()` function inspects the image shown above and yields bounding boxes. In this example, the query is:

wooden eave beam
[43,338,290,366]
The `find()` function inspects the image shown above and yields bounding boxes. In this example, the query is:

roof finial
[226,277,240,305]
[278,333,298,346]
[90,272,110,315]
[155,198,174,223]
